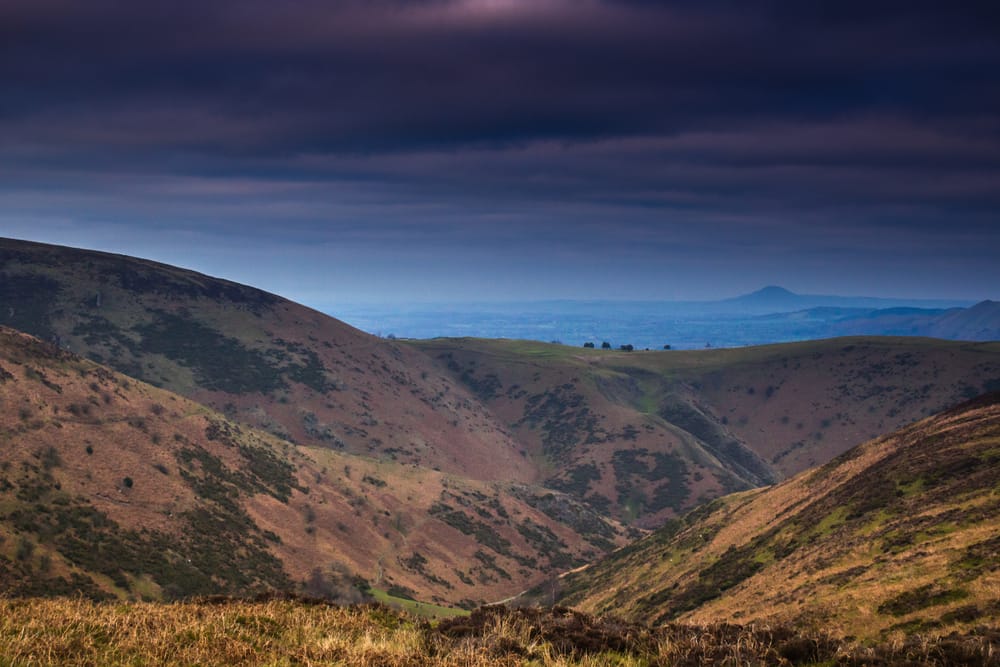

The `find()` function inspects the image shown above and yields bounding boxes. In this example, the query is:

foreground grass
[0,598,998,666]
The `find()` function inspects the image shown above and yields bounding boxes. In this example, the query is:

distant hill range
[378,286,975,317]
[756,299,1000,343]
[334,286,994,350]
[535,392,1000,640]
[1,236,999,609]
[715,285,975,315]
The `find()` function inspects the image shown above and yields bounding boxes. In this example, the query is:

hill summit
[741,285,799,301]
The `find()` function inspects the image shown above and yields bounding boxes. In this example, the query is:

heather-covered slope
[546,394,1000,640]
[415,337,1000,526]
[0,237,531,484]
[0,327,625,605]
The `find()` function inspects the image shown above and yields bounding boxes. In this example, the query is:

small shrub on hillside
[362,474,387,488]
[878,584,969,616]
[302,565,371,604]
[386,585,417,601]
[15,536,35,562]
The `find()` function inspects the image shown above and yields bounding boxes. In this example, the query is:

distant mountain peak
[727,286,803,305]
[748,285,798,298]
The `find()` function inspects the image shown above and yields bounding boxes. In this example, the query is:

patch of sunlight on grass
[367,587,469,619]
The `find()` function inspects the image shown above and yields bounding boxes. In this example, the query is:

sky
[2,0,999,308]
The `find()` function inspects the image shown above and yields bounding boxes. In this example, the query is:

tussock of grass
[0,598,425,667]
[1,599,998,666]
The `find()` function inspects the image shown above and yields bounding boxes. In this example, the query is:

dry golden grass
[1,599,997,666]
[0,598,423,667]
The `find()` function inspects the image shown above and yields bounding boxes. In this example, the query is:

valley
[7,0,999,661]
[0,237,998,657]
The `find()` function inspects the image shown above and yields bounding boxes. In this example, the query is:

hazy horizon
[4,234,997,314]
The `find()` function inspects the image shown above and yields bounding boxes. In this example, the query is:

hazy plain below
[334,286,994,350]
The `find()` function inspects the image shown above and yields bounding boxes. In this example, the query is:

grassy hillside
[545,393,1000,640]
[0,237,532,485]
[414,336,1000,526]
[0,326,626,606]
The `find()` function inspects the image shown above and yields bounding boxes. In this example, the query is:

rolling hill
[758,299,1000,342]
[830,300,1000,341]
[414,336,1000,526]
[0,237,531,485]
[0,326,626,606]
[543,393,1000,639]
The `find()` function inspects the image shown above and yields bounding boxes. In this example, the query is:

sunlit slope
[0,327,625,605]
[549,393,1000,639]
[414,337,1000,526]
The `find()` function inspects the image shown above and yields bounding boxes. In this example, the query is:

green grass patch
[857,508,896,537]
[367,587,469,619]
[977,442,1000,463]
[811,506,849,537]
[895,477,926,497]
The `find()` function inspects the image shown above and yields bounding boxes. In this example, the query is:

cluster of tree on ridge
[581,341,671,351]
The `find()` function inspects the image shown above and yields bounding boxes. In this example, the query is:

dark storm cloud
[2,0,999,300]
[5,0,998,148]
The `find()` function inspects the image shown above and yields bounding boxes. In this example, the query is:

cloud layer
[2,1,999,302]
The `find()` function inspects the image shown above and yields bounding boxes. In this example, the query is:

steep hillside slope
[547,394,1000,640]
[0,237,530,484]
[415,337,1000,526]
[0,327,625,606]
